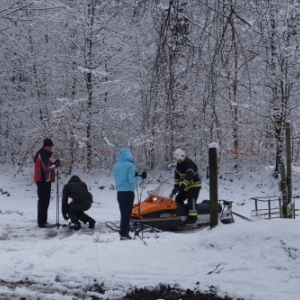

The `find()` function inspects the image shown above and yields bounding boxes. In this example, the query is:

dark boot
[87,217,96,229]
[38,222,51,228]
[120,234,132,240]
[186,216,197,224]
[69,221,81,231]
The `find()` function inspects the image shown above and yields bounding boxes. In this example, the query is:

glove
[62,212,69,220]
[54,159,61,168]
[178,184,185,193]
[170,187,178,197]
[140,171,147,179]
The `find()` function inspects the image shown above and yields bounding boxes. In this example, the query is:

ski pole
[137,179,144,204]
[135,180,143,238]
[56,167,60,228]
[135,182,141,218]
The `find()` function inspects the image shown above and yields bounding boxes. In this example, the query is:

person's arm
[39,152,55,172]
[182,160,196,186]
[174,166,180,187]
[83,182,93,202]
[128,164,142,183]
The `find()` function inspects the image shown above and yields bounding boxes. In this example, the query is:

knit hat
[43,138,54,147]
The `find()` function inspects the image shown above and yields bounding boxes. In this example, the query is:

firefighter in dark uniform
[171,148,202,223]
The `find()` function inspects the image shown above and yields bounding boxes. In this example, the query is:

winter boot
[186,216,197,224]
[69,221,81,231]
[120,234,132,241]
[87,217,96,229]
[38,222,51,228]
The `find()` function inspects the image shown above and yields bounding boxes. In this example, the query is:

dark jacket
[174,157,202,191]
[34,147,55,182]
[62,176,93,214]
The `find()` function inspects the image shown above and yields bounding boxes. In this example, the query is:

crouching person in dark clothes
[62,175,95,230]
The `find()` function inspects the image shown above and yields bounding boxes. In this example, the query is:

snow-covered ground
[0,164,299,300]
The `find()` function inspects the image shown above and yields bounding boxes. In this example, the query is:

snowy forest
[1,0,300,175]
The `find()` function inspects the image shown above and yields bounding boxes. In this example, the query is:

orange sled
[131,183,234,230]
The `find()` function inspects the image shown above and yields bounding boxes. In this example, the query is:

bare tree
[254,1,300,177]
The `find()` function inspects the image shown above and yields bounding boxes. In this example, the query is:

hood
[68,175,82,183]
[117,148,135,163]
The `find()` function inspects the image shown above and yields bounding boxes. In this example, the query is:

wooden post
[209,143,218,228]
[285,121,293,218]
[285,121,295,219]
[281,163,287,218]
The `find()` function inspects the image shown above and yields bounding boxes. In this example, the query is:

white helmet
[173,148,186,162]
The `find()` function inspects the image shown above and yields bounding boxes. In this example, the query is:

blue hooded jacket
[113,148,142,192]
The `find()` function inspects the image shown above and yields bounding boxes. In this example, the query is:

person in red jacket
[34,138,60,228]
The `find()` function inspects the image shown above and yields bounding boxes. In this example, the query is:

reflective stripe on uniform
[184,182,202,190]
[188,210,198,217]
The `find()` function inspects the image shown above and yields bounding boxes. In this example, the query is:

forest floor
[123,286,241,300]
[1,282,241,300]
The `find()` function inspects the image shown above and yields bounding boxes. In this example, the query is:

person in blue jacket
[113,148,147,240]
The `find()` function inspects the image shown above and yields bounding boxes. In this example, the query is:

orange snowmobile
[131,183,234,230]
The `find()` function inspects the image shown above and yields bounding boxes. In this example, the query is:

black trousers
[37,182,51,226]
[175,187,201,216]
[117,191,134,237]
[67,201,92,223]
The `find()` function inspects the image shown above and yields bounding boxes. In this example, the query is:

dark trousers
[117,191,134,237]
[175,187,200,217]
[37,182,51,226]
[67,201,92,223]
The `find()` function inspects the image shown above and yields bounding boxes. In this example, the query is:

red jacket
[34,147,55,182]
